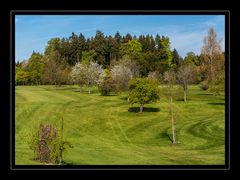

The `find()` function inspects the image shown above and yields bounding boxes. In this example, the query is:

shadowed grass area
[15,85,225,165]
[128,107,160,113]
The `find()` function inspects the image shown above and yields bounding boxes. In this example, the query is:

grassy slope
[15,85,225,165]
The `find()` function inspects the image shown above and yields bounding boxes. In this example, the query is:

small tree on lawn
[71,62,85,92]
[128,78,160,113]
[85,62,103,93]
[71,62,103,93]
[177,65,197,102]
[163,70,177,144]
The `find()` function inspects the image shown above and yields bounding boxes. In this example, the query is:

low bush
[29,122,73,164]
[199,81,209,90]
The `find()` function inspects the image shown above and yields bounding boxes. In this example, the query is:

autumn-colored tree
[200,27,223,83]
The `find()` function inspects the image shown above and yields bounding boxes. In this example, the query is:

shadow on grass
[120,96,128,101]
[208,102,225,106]
[160,132,173,143]
[72,89,100,94]
[176,98,192,102]
[61,161,76,165]
[100,94,117,96]
[197,93,214,96]
[128,107,160,113]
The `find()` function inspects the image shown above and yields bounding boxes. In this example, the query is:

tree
[159,36,173,67]
[27,52,44,85]
[184,52,199,66]
[120,39,145,75]
[128,78,160,113]
[42,54,59,85]
[84,62,103,93]
[122,33,132,43]
[81,50,96,64]
[201,27,223,83]
[98,69,114,95]
[147,71,161,82]
[208,70,225,95]
[78,33,87,61]
[113,31,122,61]
[44,38,62,61]
[163,70,177,144]
[120,39,143,61]
[116,57,140,78]
[171,49,182,69]
[111,64,133,92]
[71,62,103,94]
[155,34,161,51]
[89,30,106,66]
[42,54,70,86]
[71,62,84,92]
[177,65,197,102]
[15,67,30,85]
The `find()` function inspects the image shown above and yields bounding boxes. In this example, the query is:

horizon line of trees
[15,28,225,96]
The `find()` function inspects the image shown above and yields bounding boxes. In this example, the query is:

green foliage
[81,50,96,64]
[128,78,160,112]
[15,68,30,85]
[159,36,173,66]
[42,53,70,86]
[44,38,62,57]
[184,52,199,66]
[16,29,224,89]
[15,52,44,85]
[208,72,224,95]
[99,69,114,95]
[27,52,44,84]
[120,39,143,62]
[172,48,182,69]
[89,30,106,66]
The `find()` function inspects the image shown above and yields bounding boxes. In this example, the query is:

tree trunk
[87,82,91,94]
[140,104,144,113]
[184,89,187,102]
[79,85,82,93]
[170,96,176,144]
[210,56,213,82]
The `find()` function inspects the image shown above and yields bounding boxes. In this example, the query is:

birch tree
[201,27,222,83]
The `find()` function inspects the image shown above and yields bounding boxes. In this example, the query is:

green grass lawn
[15,85,225,165]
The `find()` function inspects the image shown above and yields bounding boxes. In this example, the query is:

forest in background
[15,28,225,95]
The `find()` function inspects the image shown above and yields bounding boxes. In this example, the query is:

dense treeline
[15,28,225,95]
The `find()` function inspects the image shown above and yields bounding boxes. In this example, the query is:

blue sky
[15,15,225,62]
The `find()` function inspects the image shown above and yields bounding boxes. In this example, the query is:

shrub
[199,81,209,90]
[208,72,224,95]
[29,123,73,164]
